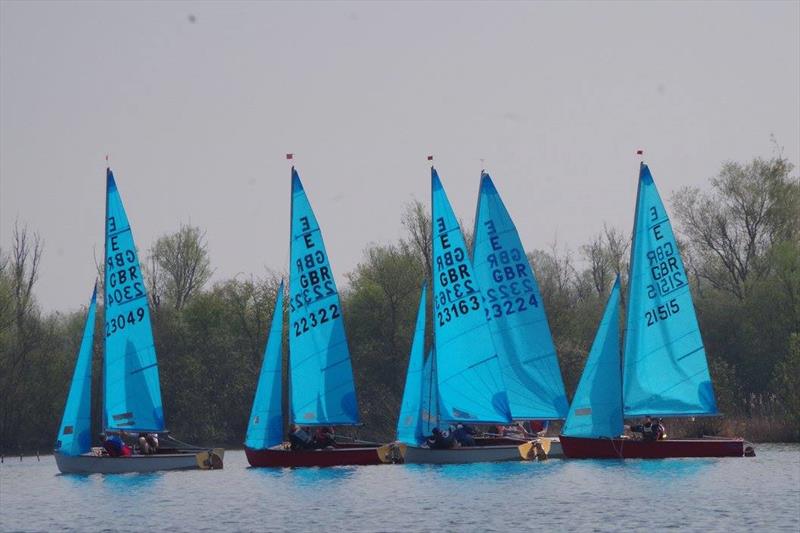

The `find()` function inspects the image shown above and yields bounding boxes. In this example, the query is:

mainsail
[431,168,511,424]
[622,164,717,417]
[288,168,359,426]
[396,284,428,445]
[103,169,164,432]
[562,277,624,438]
[245,281,286,450]
[55,284,97,456]
[472,172,569,420]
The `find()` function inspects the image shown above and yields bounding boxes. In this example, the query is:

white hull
[543,437,563,458]
[402,444,524,464]
[55,449,224,474]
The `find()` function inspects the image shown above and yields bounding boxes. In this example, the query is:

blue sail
[288,168,359,426]
[472,172,569,420]
[420,348,441,436]
[396,284,427,445]
[245,281,285,449]
[103,169,164,431]
[623,164,718,417]
[562,277,624,438]
[55,284,97,456]
[431,168,511,424]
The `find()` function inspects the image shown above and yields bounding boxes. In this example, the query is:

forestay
[431,168,511,424]
[288,168,359,426]
[245,281,286,450]
[472,173,569,420]
[622,164,718,417]
[396,284,428,445]
[55,284,97,456]
[104,169,164,432]
[562,277,624,438]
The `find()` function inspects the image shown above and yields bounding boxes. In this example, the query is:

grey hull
[54,450,224,474]
[402,444,523,464]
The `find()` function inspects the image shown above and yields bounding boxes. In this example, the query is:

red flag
[286,153,293,160]
[427,155,433,161]
[636,149,644,155]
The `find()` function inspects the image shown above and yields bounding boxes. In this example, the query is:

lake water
[1,444,798,532]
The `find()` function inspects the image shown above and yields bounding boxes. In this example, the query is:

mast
[102,166,109,431]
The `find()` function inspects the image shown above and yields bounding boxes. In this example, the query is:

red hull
[245,444,383,467]
[559,435,745,459]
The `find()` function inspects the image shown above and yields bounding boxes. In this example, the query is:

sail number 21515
[644,299,680,327]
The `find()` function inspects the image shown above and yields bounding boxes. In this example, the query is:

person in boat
[102,432,132,457]
[627,416,659,442]
[313,426,336,449]
[138,432,159,455]
[528,420,549,436]
[654,418,667,440]
[426,427,455,450]
[452,424,476,447]
[289,425,314,451]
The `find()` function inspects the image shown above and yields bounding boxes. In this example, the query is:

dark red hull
[559,435,745,459]
[245,444,383,467]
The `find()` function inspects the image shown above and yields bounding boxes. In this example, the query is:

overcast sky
[2,1,798,312]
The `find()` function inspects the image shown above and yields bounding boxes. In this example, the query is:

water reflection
[101,471,165,489]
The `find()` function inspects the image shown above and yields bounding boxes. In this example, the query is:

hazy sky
[2,1,798,312]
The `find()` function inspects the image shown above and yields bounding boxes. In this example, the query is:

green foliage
[770,333,800,441]
[1,151,798,452]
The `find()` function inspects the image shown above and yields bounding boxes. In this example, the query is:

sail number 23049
[644,299,680,327]
[106,307,146,337]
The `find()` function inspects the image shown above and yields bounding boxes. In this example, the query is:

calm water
[1,444,798,532]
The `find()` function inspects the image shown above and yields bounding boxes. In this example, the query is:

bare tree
[581,224,629,298]
[10,221,42,330]
[148,224,213,311]
[672,155,799,300]
[0,221,43,450]
[400,199,432,277]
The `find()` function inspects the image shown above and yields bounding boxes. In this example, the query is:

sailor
[452,423,476,447]
[627,416,658,442]
[289,425,314,451]
[426,427,455,450]
[654,418,667,440]
[102,432,131,457]
[313,426,336,449]
[138,432,159,454]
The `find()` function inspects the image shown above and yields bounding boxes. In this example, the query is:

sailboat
[471,172,569,454]
[55,168,224,474]
[244,167,384,467]
[559,163,747,459]
[386,167,537,464]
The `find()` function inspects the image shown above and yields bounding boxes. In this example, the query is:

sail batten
[622,164,717,418]
[245,282,285,450]
[431,168,511,424]
[55,285,97,456]
[472,173,569,420]
[288,168,359,426]
[103,169,164,432]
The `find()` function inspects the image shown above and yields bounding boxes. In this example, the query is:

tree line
[1,152,797,453]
